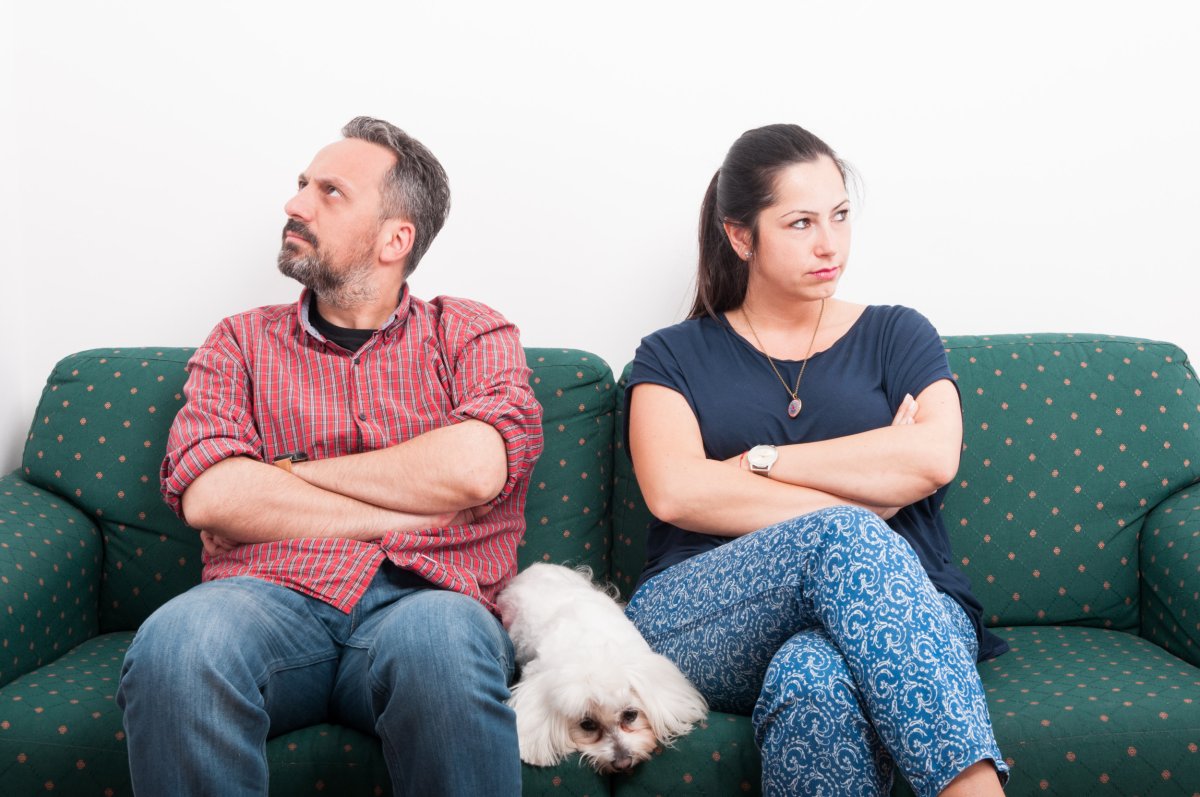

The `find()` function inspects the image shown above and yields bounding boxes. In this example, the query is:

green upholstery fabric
[982,625,1200,794]
[267,727,606,797]
[1141,487,1200,668]
[611,713,760,796]
[19,349,201,633]
[519,349,616,576]
[2,334,1198,796]
[0,472,102,686]
[266,724,390,796]
[611,366,652,601]
[944,335,1200,631]
[0,631,132,795]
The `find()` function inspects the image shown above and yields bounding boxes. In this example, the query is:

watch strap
[272,451,309,473]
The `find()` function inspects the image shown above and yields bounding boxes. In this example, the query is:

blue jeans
[625,506,1008,797]
[117,563,520,796]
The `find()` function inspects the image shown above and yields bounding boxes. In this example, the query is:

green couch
[1,334,1198,796]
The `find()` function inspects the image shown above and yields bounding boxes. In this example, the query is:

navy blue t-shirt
[625,305,1008,662]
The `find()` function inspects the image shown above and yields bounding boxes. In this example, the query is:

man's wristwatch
[746,445,778,476]
[272,451,309,473]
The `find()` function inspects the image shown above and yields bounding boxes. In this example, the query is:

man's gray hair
[342,116,451,276]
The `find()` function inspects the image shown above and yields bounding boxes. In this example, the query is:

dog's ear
[507,667,575,767]
[627,652,708,744]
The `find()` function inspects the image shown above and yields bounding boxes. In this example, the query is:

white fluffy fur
[497,563,708,773]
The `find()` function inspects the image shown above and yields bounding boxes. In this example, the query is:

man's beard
[277,219,378,308]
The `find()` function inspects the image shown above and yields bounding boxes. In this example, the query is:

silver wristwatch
[747,444,778,476]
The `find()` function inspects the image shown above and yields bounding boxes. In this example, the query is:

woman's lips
[810,266,840,281]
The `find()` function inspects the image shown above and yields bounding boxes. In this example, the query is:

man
[117,117,543,796]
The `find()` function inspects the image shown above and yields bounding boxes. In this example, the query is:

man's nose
[284,189,313,221]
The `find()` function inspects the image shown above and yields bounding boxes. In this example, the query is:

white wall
[5,0,1198,473]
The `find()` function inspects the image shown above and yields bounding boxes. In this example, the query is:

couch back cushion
[612,367,654,600]
[611,334,1200,629]
[944,333,1199,629]
[21,346,614,632]
[518,349,615,575]
[21,348,200,632]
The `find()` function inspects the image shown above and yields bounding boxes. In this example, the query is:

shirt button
[358,412,367,421]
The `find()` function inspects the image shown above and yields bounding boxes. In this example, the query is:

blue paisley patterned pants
[625,506,1008,797]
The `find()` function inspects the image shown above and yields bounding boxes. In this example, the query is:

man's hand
[200,530,240,558]
[450,504,494,525]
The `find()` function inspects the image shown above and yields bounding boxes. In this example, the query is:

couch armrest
[1140,485,1200,666]
[0,470,103,686]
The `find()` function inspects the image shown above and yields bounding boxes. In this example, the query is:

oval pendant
[787,398,802,418]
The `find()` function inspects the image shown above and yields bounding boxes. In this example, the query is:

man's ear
[379,219,416,267]
[722,221,753,261]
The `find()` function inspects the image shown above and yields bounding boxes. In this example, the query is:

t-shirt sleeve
[626,331,691,397]
[880,307,958,410]
[621,331,697,461]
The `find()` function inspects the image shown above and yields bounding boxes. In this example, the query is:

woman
[624,124,1009,796]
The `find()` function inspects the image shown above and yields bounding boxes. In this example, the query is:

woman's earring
[744,250,753,259]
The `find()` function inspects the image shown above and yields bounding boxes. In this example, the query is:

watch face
[748,445,777,469]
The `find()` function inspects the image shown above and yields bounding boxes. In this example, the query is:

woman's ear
[722,221,753,261]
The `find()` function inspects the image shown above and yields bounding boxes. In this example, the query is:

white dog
[496,563,708,774]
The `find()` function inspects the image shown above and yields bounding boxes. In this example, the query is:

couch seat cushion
[983,625,1200,794]
[611,711,760,796]
[268,723,610,796]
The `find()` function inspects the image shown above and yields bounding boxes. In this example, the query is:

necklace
[741,298,825,418]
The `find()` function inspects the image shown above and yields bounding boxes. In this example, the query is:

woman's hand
[893,393,918,426]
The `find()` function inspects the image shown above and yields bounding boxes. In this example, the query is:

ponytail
[688,170,748,320]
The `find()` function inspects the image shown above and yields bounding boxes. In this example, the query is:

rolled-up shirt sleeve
[442,301,543,508]
[160,322,264,520]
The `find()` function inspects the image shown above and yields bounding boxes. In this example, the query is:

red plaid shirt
[161,287,543,613]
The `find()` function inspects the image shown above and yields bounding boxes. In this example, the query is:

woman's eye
[790,218,811,230]
[834,209,849,221]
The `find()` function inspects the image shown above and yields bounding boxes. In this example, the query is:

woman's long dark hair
[689,124,846,320]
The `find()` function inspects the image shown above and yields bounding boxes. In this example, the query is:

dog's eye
[621,709,640,724]
[579,718,599,732]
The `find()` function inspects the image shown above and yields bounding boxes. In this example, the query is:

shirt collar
[295,285,412,344]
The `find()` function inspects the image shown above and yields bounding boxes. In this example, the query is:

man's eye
[326,186,342,197]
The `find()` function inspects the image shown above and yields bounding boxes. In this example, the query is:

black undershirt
[308,298,375,352]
